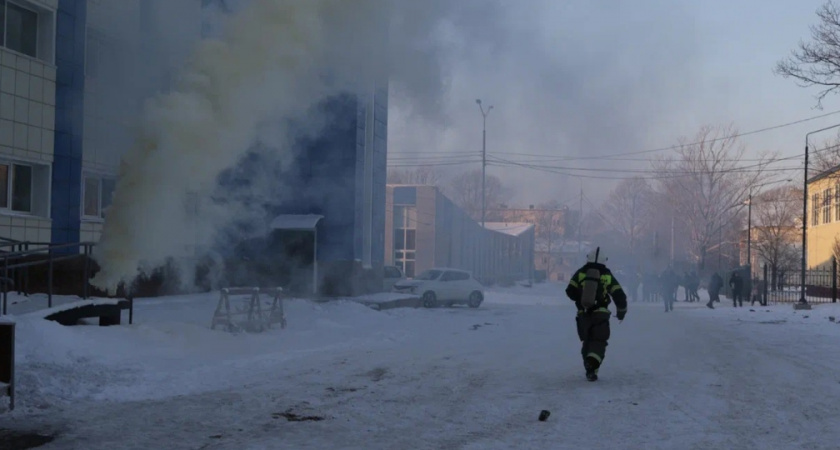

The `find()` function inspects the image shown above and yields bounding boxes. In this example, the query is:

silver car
[393,268,484,308]
[383,265,405,292]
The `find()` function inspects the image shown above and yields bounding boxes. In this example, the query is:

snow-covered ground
[1,284,840,449]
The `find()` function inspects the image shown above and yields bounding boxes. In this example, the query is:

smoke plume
[91,0,413,292]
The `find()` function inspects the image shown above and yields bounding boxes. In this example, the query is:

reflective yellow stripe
[579,307,610,315]
[569,280,580,288]
[609,284,622,293]
[586,352,603,363]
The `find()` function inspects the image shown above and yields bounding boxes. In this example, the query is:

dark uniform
[729,272,744,307]
[707,272,723,309]
[566,261,628,381]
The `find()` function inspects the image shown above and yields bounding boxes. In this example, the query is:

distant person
[687,271,700,302]
[751,278,766,306]
[661,267,678,312]
[565,247,627,382]
[729,271,744,307]
[707,272,723,309]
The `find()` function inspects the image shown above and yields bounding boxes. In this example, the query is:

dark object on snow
[273,411,325,422]
[829,316,836,322]
[0,322,13,410]
[0,429,54,449]
[539,410,551,421]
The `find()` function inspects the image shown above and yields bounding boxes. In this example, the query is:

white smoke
[91,0,401,292]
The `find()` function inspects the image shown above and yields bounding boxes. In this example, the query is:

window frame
[0,160,33,213]
[812,193,820,226]
[81,173,115,220]
[835,184,840,222]
[823,188,832,224]
[1,1,39,59]
[393,205,417,278]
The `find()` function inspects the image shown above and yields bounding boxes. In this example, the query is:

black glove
[616,309,627,321]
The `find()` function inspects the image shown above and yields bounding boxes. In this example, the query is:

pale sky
[387,0,840,206]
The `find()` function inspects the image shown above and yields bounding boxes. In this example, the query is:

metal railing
[0,241,96,315]
[757,260,838,304]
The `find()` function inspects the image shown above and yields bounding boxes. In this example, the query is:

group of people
[635,268,701,312]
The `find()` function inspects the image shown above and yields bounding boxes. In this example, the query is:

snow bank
[8,294,407,409]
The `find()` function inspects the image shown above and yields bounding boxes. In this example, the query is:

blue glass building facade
[51,0,86,245]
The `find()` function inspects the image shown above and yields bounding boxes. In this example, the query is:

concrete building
[0,0,61,244]
[0,0,201,247]
[385,185,535,284]
[807,165,840,268]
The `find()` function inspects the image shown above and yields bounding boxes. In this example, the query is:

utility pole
[476,99,493,228]
[578,187,583,255]
[747,192,752,272]
[670,216,675,264]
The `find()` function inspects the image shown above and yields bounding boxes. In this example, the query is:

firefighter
[565,247,628,382]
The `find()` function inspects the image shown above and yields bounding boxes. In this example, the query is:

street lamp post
[476,99,493,228]
[802,124,840,306]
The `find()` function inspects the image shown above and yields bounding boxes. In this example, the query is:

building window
[824,188,832,224]
[393,205,417,277]
[82,174,115,219]
[812,193,820,226]
[11,163,30,211]
[0,1,38,58]
[0,162,32,212]
[835,184,840,222]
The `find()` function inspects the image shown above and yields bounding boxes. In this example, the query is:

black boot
[584,356,600,382]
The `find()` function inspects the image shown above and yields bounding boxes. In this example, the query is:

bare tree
[387,166,442,185]
[599,177,654,259]
[776,1,840,105]
[652,124,773,271]
[752,186,802,289]
[446,169,511,221]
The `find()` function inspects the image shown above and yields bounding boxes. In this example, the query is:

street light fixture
[476,99,493,228]
[802,124,840,306]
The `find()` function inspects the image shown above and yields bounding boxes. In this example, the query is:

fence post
[833,257,837,304]
[763,264,769,306]
[2,255,7,315]
[82,244,90,300]
[48,247,53,308]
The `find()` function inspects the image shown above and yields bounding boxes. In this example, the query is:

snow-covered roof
[535,239,592,253]
[24,299,124,319]
[483,222,534,237]
[269,214,324,230]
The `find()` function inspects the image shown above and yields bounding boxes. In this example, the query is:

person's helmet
[586,246,607,264]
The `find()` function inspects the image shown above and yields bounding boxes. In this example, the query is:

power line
[488,109,840,161]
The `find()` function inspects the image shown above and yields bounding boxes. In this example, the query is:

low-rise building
[385,185,535,284]
[806,165,840,268]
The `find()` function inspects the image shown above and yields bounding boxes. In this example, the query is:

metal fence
[0,240,96,315]
[756,260,838,304]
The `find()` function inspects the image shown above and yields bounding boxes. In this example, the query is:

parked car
[392,268,484,308]
[383,265,405,292]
